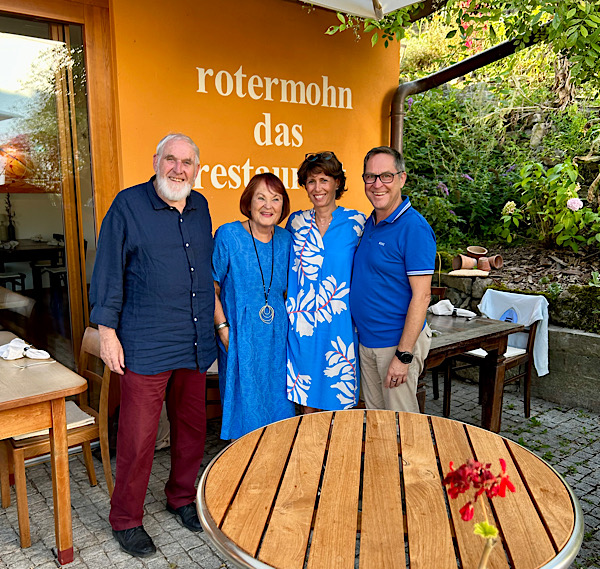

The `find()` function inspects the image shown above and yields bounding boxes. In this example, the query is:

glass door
[0,14,93,368]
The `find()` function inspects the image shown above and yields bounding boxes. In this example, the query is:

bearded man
[90,133,216,557]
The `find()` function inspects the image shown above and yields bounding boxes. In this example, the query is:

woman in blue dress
[286,152,366,413]
[213,173,295,439]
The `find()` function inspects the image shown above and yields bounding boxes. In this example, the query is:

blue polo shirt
[89,177,216,375]
[350,197,436,348]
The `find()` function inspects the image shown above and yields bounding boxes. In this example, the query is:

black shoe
[167,502,203,532]
[112,526,156,557]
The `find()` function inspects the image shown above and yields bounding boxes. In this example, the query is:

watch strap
[395,350,414,363]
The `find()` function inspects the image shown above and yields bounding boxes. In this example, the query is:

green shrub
[500,159,600,251]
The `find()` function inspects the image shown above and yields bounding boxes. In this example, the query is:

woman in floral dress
[286,152,366,413]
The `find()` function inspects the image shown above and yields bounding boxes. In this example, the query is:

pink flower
[567,198,583,212]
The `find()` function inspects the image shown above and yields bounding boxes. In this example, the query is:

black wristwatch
[395,350,414,364]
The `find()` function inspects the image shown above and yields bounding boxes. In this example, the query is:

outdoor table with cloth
[424,314,524,432]
[197,410,583,569]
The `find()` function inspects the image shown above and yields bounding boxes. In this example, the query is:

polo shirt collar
[145,175,197,212]
[370,196,411,225]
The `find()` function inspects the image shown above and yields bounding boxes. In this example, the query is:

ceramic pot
[477,257,491,271]
[452,254,477,270]
[488,254,504,269]
[466,245,488,259]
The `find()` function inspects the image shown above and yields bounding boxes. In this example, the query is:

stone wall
[532,326,600,413]
[436,274,495,312]
[436,275,600,412]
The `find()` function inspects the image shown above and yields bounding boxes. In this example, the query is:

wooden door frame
[0,0,120,356]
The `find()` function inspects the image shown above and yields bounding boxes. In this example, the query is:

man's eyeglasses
[362,171,403,184]
[305,151,335,162]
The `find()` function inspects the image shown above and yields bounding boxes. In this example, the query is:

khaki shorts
[359,324,432,413]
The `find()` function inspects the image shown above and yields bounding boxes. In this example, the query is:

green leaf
[336,12,346,23]
[371,33,379,47]
[446,29,458,39]
[474,522,499,539]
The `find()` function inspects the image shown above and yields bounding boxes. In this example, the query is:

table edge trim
[197,442,276,569]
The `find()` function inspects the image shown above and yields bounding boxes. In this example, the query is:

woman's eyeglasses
[362,171,403,184]
[305,151,335,162]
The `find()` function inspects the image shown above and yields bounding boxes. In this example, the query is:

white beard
[156,174,193,203]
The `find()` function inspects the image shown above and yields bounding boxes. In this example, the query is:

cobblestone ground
[1,377,598,568]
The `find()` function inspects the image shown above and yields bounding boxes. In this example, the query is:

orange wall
[110,0,399,229]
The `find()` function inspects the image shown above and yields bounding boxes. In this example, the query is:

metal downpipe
[391,26,548,152]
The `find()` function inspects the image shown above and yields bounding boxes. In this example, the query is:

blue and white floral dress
[286,207,366,410]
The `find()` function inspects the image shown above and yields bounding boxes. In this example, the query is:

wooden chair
[0,272,26,291]
[2,327,113,548]
[447,320,539,418]
[416,286,447,413]
[430,286,446,302]
[428,286,446,402]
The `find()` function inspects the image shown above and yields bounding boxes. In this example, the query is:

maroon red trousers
[109,368,206,531]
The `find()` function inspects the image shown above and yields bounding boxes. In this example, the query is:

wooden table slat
[259,412,332,569]
[359,410,406,569]
[307,410,363,569]
[222,417,300,555]
[467,425,556,568]
[399,413,457,569]
[204,428,263,526]
[507,441,574,551]
[431,416,509,569]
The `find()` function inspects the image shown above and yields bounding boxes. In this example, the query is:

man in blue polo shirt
[90,133,216,557]
[350,146,436,413]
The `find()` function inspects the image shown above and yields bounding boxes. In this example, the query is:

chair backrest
[478,289,547,325]
[77,327,111,419]
[478,289,547,350]
[431,286,447,301]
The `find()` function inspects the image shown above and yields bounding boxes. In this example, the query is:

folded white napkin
[428,299,477,318]
[0,338,51,360]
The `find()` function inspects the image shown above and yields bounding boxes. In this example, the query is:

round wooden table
[197,410,583,569]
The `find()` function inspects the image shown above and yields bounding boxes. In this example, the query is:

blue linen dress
[286,207,367,410]
[213,221,295,440]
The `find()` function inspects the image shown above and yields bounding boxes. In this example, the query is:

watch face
[397,351,413,364]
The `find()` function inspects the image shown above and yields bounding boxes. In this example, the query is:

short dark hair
[239,173,290,224]
[363,146,405,174]
[297,152,347,199]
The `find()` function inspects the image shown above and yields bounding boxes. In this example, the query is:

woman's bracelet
[215,321,230,331]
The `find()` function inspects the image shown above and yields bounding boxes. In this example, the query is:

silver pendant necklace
[248,221,275,324]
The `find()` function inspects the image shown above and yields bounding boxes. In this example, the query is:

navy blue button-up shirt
[90,177,216,375]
